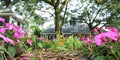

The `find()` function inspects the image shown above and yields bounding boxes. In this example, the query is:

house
[41,23,91,39]
[0,9,25,26]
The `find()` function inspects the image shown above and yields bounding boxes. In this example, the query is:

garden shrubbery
[0,17,120,60]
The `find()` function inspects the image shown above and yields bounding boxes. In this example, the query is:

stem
[3,52,8,60]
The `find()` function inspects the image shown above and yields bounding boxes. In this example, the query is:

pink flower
[14,40,21,45]
[17,40,21,43]
[94,29,120,46]
[81,58,86,60]
[18,29,25,35]
[82,37,93,44]
[23,56,30,60]
[0,34,8,42]
[39,37,45,40]
[94,33,107,46]
[94,35,103,46]
[101,37,107,42]
[91,27,103,32]
[27,39,33,46]
[53,38,56,40]
[0,17,5,23]
[5,23,13,29]
[0,34,15,45]
[14,32,21,39]
[5,37,15,45]
[107,26,118,33]
[12,25,20,31]
[105,31,119,41]
[0,28,7,33]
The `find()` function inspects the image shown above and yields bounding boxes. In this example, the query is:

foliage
[0,17,26,59]
[49,36,83,52]
[79,27,120,60]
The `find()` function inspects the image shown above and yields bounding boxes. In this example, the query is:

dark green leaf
[94,56,105,60]
[0,53,4,60]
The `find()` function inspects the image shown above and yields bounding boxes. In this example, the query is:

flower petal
[0,17,5,23]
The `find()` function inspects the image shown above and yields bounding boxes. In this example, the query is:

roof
[43,23,91,34]
[0,9,13,13]
[0,9,25,24]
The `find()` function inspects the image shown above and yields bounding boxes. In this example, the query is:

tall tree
[69,0,120,30]
[41,0,70,36]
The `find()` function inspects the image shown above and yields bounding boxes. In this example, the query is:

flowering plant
[80,27,120,60]
[0,17,25,59]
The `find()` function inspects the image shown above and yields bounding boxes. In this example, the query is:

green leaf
[38,43,43,48]
[27,47,33,51]
[31,57,38,60]
[7,46,16,59]
[57,46,68,51]
[0,46,3,51]
[94,56,105,60]
[0,53,4,60]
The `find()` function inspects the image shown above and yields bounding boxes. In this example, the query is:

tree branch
[55,0,60,8]
[60,0,69,12]
[61,2,68,26]
[41,0,54,6]
[91,5,110,24]
[41,11,55,19]
[86,3,91,23]
[91,7,102,24]
[92,22,101,29]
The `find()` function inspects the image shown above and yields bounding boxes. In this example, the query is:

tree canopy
[0,0,120,34]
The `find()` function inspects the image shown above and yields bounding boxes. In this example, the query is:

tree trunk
[55,8,61,37]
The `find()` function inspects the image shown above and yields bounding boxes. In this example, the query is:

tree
[69,0,120,30]
[41,0,70,36]
[0,0,70,36]
[0,0,46,34]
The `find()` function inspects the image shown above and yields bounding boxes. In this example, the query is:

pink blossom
[39,37,45,40]
[0,17,5,23]
[5,37,15,45]
[0,34,8,42]
[101,37,107,42]
[27,39,33,46]
[12,25,20,31]
[15,26,25,37]
[94,29,120,46]
[23,56,30,60]
[91,27,103,32]
[53,38,56,40]
[107,26,118,33]
[5,23,13,29]
[94,35,103,46]
[13,26,25,39]
[18,29,25,35]
[81,58,86,60]
[0,34,15,45]
[94,33,107,46]
[82,37,93,44]
[17,40,21,43]
[0,28,7,33]
[12,25,25,34]
[14,40,21,45]
[14,32,20,38]
[105,31,119,41]
[14,32,21,39]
